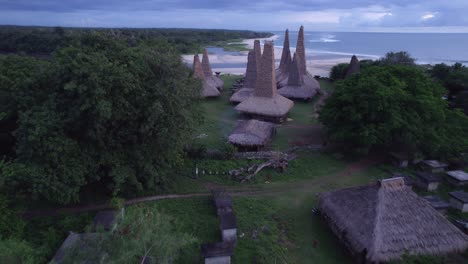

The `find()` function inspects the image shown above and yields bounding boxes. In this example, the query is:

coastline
[182,34,365,77]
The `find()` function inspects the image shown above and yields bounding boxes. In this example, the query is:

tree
[319,65,468,158]
[63,207,196,263]
[0,33,203,204]
[329,63,349,81]
[379,51,416,66]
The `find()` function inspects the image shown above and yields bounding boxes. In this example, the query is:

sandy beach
[182,34,370,77]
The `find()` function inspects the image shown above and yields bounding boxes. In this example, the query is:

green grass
[214,39,249,52]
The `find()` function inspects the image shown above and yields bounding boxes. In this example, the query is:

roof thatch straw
[235,42,293,119]
[254,40,262,69]
[276,29,291,83]
[296,25,307,76]
[230,50,257,104]
[319,177,468,263]
[278,53,320,100]
[345,55,360,79]
[228,119,275,147]
[193,53,220,98]
[192,54,205,80]
[202,48,224,89]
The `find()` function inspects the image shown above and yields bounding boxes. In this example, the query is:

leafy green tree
[0,33,202,204]
[319,65,468,158]
[329,63,349,81]
[379,51,416,66]
[0,238,40,264]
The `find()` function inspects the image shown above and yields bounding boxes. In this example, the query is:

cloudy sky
[1,0,468,32]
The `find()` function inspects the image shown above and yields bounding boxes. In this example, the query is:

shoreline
[182,34,370,77]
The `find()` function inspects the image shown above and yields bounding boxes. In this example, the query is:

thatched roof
[296,26,307,76]
[243,50,258,89]
[228,119,275,147]
[345,55,360,79]
[422,160,448,169]
[254,40,262,69]
[192,54,205,80]
[193,54,220,98]
[235,42,293,118]
[278,53,319,100]
[202,48,224,89]
[319,177,468,263]
[447,170,468,182]
[277,29,291,80]
[92,210,122,231]
[229,88,254,104]
[220,211,237,230]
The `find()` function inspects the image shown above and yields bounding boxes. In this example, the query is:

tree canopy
[320,65,468,159]
[0,33,202,204]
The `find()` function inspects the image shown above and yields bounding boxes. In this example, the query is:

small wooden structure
[420,160,448,173]
[201,242,233,264]
[228,119,276,151]
[415,171,441,191]
[92,209,124,232]
[318,177,468,263]
[213,190,234,216]
[449,191,468,212]
[446,170,468,186]
[423,195,451,214]
[219,212,237,243]
[389,152,410,168]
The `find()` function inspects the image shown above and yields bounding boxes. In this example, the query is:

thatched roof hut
[345,55,360,79]
[319,177,468,263]
[51,233,105,263]
[254,40,262,69]
[193,54,220,98]
[276,26,321,96]
[92,209,124,232]
[278,53,319,100]
[235,42,293,123]
[202,48,224,90]
[230,50,257,104]
[228,119,275,151]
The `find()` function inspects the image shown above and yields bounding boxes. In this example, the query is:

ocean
[272,31,468,65]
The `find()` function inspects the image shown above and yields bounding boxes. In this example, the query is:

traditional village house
[420,160,448,173]
[277,26,320,100]
[202,48,224,90]
[228,119,276,151]
[446,170,468,186]
[193,54,220,98]
[229,50,257,104]
[235,42,294,123]
[389,152,410,168]
[345,55,361,79]
[277,52,318,100]
[415,171,441,191]
[319,177,468,263]
[51,233,105,263]
[449,191,468,212]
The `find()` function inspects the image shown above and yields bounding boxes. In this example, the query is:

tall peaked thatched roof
[345,55,360,79]
[319,177,468,263]
[287,53,303,86]
[254,40,262,68]
[244,50,257,88]
[296,26,307,75]
[255,41,276,98]
[235,42,293,119]
[228,119,275,147]
[193,54,205,80]
[279,29,291,74]
[202,48,213,77]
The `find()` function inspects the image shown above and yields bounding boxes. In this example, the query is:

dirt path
[23,153,384,219]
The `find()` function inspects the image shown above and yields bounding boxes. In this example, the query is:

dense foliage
[0,33,202,204]
[320,65,468,158]
[63,207,196,263]
[0,26,273,55]
[430,63,468,114]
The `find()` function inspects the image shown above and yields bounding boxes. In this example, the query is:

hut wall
[205,256,231,264]
[450,198,468,212]
[222,229,237,243]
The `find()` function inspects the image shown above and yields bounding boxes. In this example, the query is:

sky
[1,0,468,32]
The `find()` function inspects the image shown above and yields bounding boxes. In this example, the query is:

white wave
[308,49,381,59]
